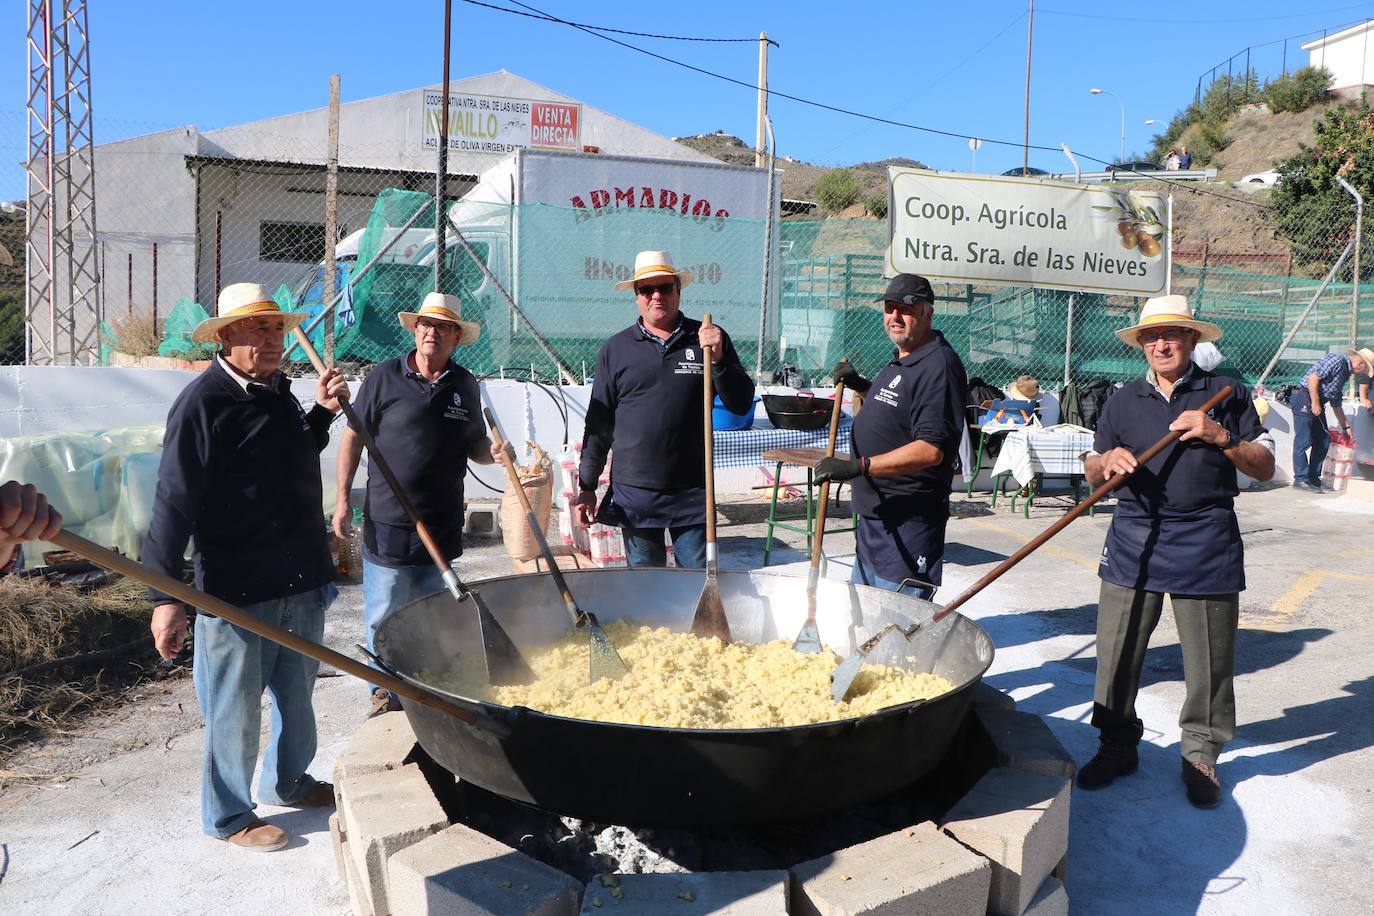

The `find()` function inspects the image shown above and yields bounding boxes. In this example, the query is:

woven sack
[500,442,554,561]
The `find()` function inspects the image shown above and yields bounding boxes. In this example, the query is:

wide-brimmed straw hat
[397,292,480,345]
[614,250,694,291]
[1007,375,1040,400]
[192,282,308,343]
[1350,346,1374,373]
[1115,294,1222,348]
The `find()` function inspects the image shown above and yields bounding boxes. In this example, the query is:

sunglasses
[416,319,456,334]
[635,281,676,297]
[1137,328,1192,346]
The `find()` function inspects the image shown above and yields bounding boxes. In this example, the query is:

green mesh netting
[157,296,217,360]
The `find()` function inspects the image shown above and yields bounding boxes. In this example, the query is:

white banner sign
[886,169,1171,296]
[422,92,581,155]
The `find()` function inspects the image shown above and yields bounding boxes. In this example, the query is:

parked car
[1107,161,1164,173]
[1001,166,1050,176]
[1235,168,1280,190]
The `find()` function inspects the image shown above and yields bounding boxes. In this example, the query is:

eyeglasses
[635,281,676,297]
[416,319,456,335]
[1137,328,1193,346]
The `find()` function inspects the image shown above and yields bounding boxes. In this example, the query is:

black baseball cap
[875,273,935,306]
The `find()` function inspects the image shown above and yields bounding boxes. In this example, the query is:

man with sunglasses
[1075,295,1273,809]
[334,292,499,716]
[577,250,755,567]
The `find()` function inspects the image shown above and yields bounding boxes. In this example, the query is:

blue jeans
[193,582,336,838]
[363,557,447,696]
[623,524,707,569]
[1291,401,1329,484]
[850,558,937,601]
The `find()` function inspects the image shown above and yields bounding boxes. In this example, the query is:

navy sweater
[143,361,337,606]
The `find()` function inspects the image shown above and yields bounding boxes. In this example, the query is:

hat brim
[1116,319,1223,348]
[615,269,693,291]
[397,311,481,345]
[871,295,934,308]
[191,310,308,344]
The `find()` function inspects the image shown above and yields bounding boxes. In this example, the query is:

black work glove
[831,361,870,393]
[814,455,864,483]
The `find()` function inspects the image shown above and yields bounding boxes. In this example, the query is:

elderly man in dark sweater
[143,282,348,852]
[577,250,755,568]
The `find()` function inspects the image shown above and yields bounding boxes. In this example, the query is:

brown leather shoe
[1076,740,1138,790]
[1182,759,1222,808]
[292,781,336,808]
[224,818,288,852]
[368,687,402,718]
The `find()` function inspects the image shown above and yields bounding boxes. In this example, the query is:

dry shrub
[103,314,162,357]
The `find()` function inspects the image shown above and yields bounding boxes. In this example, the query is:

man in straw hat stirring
[1076,294,1274,808]
[334,292,500,715]
[143,282,349,851]
[1290,346,1374,491]
[577,250,755,567]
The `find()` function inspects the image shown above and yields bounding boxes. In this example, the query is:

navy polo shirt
[579,316,754,515]
[352,353,486,566]
[848,330,968,520]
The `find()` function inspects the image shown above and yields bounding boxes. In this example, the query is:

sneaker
[367,687,402,718]
[224,818,288,852]
[291,781,336,808]
[1293,479,1326,492]
[1182,759,1222,808]
[1076,740,1138,790]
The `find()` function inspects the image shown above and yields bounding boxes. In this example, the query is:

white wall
[1304,22,1374,90]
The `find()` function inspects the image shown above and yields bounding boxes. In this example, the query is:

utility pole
[434,0,453,295]
[323,73,340,366]
[754,32,769,167]
[1022,0,1034,176]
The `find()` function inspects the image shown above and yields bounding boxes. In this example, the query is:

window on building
[260,221,325,263]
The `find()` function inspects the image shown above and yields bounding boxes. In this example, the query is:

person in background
[0,480,62,575]
[1290,347,1374,491]
[1164,149,1180,170]
[1177,146,1193,170]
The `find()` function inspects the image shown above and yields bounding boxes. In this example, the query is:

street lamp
[1089,88,1125,163]
[1143,119,1164,126]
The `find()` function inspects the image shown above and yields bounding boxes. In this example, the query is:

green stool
[761,447,859,566]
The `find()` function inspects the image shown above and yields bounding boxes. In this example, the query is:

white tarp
[886,168,1171,296]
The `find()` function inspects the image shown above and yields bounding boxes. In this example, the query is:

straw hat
[192,282,308,343]
[1114,294,1222,348]
[1350,347,1374,374]
[1007,375,1040,400]
[613,250,694,291]
[397,292,480,345]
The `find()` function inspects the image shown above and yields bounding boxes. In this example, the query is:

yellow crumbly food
[424,621,954,728]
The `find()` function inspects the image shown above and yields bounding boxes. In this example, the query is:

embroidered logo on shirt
[444,391,470,421]
[686,348,696,361]
[874,374,903,407]
[889,375,902,388]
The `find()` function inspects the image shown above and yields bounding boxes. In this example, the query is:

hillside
[1211,97,1346,180]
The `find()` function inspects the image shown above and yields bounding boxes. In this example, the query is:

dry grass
[103,314,163,357]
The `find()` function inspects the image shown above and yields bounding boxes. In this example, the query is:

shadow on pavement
[1228,674,1374,784]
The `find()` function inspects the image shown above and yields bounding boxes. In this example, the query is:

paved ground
[2,482,1372,915]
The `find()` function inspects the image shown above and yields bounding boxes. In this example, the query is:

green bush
[861,192,888,218]
[1264,67,1333,114]
[815,168,864,214]
[0,289,23,364]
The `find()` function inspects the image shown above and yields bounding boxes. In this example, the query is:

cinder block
[339,763,450,916]
[970,681,1016,711]
[1023,875,1068,916]
[329,812,346,884]
[581,871,788,915]
[388,822,582,916]
[335,816,375,916]
[466,505,501,539]
[941,768,1071,916]
[975,708,1077,781]
[332,709,418,783]
[791,821,991,916]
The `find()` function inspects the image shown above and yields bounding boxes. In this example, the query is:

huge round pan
[375,567,994,827]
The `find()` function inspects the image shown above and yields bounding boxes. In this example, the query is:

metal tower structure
[25,0,100,365]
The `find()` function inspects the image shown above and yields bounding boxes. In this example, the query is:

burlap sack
[500,442,554,562]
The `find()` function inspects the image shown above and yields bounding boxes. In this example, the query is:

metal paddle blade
[690,569,732,642]
[792,568,824,654]
[583,612,629,683]
[830,622,922,703]
[468,591,536,687]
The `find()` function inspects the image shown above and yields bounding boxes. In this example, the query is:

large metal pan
[375,567,993,827]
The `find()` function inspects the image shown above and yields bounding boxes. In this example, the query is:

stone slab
[1023,876,1068,916]
[388,822,582,916]
[941,768,1071,916]
[580,871,788,915]
[332,709,418,783]
[975,707,1077,781]
[339,763,450,916]
[791,821,991,916]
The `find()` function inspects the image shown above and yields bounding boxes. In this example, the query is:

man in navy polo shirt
[816,274,967,600]
[1075,294,1274,809]
[577,250,755,568]
[334,292,498,714]
[1290,346,1372,491]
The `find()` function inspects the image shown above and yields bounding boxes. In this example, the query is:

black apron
[1099,503,1245,595]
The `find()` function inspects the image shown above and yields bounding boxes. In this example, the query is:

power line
[460,0,776,44]
[1041,3,1374,24]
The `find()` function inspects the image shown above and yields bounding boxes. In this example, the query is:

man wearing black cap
[816,274,967,599]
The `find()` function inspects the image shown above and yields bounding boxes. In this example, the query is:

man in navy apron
[1077,295,1274,809]
[816,274,967,600]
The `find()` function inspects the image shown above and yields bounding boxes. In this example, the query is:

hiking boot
[1182,759,1222,809]
[367,687,402,718]
[1076,740,1138,790]
[224,818,288,852]
[291,781,336,808]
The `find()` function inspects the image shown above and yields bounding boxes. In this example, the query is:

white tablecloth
[990,425,1095,486]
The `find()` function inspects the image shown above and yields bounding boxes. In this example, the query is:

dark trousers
[1092,580,1239,766]
[1291,396,1329,484]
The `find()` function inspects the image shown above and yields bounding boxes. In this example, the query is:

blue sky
[4,1,1372,200]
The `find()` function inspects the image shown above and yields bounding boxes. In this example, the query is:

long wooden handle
[702,313,717,553]
[50,529,485,726]
[292,328,454,584]
[933,385,1234,623]
[810,380,846,569]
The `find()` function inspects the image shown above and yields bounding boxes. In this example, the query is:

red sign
[530,103,580,150]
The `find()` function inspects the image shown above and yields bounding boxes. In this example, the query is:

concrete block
[329,812,346,884]
[335,817,375,916]
[975,708,1077,781]
[941,768,1071,916]
[332,710,418,783]
[1023,875,1068,916]
[791,821,991,916]
[581,871,788,915]
[970,680,1016,711]
[339,763,450,916]
[466,505,501,539]
[388,822,582,916]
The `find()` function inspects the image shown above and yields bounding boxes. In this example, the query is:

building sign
[886,169,1171,296]
[422,92,581,154]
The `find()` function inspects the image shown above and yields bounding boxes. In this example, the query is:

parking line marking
[969,519,1099,570]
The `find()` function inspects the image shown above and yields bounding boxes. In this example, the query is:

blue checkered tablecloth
[990,425,1094,486]
[714,416,853,469]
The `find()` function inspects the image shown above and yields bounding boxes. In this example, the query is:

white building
[1301,20,1374,96]
[92,70,716,317]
